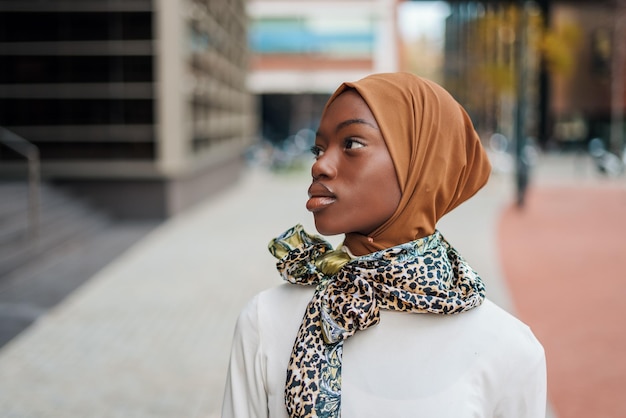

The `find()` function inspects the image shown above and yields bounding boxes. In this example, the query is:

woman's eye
[344,139,365,150]
[310,145,324,159]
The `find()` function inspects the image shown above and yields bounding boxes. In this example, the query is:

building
[547,0,626,151]
[0,0,255,218]
[440,0,626,152]
[246,0,399,145]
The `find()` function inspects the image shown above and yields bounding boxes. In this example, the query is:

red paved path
[498,185,626,418]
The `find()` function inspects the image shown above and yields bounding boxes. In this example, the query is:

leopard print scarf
[268,224,486,418]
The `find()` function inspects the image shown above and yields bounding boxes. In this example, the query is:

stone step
[0,182,111,278]
[0,181,159,347]
[0,197,106,247]
[0,220,158,347]
[0,182,73,217]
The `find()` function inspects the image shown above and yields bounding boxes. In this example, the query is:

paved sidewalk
[0,168,322,418]
[498,160,626,418]
[0,152,617,417]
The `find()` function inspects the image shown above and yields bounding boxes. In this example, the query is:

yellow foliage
[477,64,516,94]
[537,23,582,77]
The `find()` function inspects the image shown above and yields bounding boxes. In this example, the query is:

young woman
[222,73,546,418]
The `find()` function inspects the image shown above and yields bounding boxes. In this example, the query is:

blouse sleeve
[222,295,268,418]
[494,337,547,418]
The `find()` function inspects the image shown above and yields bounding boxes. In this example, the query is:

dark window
[0,99,154,125]
[0,141,155,161]
[0,12,152,42]
[0,56,153,83]
[38,142,155,160]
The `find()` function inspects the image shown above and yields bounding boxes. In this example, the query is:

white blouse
[222,284,546,418]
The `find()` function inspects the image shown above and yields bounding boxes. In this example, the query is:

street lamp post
[610,0,626,158]
[514,0,530,207]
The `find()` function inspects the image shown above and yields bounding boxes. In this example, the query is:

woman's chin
[313,220,342,237]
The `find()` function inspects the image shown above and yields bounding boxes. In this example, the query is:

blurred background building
[0,0,255,218]
[246,0,398,146]
[442,0,625,155]
[245,0,625,165]
[2,0,625,207]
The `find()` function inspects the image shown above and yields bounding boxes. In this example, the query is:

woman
[222,73,546,417]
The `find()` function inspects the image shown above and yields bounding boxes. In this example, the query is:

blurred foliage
[449,4,583,137]
[469,5,521,96]
[467,4,581,96]
[537,21,582,78]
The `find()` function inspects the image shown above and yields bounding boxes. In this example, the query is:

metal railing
[0,127,40,240]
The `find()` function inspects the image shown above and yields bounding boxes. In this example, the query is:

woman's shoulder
[254,283,315,317]
[239,283,314,312]
[370,298,544,370]
[471,298,545,362]
[477,299,542,339]
[235,284,315,338]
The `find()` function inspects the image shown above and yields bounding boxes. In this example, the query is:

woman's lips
[306,182,336,212]
[306,196,336,212]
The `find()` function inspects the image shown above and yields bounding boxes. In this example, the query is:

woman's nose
[311,150,338,180]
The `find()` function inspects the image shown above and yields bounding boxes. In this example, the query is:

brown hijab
[322,72,492,255]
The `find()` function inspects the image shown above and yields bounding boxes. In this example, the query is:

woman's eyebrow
[316,118,379,138]
[334,118,379,133]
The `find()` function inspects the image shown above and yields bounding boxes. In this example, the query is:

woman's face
[306,90,401,237]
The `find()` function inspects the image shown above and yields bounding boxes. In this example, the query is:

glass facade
[0,6,155,160]
[186,0,253,153]
[250,16,375,58]
[0,0,254,165]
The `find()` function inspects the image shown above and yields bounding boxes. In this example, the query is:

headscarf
[322,72,491,255]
